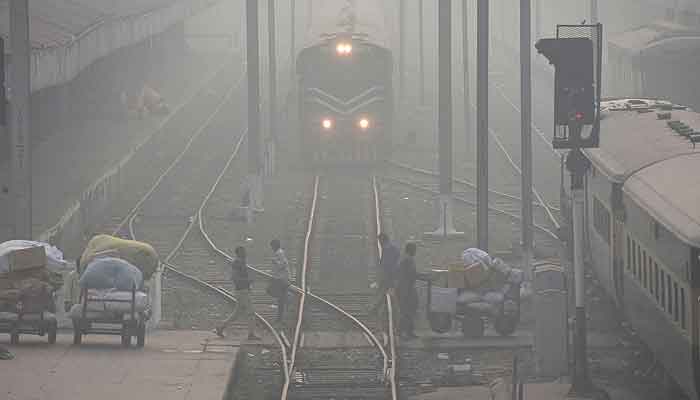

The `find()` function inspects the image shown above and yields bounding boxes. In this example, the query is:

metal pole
[520,0,533,280]
[590,0,599,24]
[477,0,489,251]
[567,148,592,394]
[438,0,452,198]
[268,0,277,143]
[10,0,32,240]
[290,0,296,84]
[418,0,425,107]
[399,0,406,123]
[247,0,263,209]
[462,0,472,150]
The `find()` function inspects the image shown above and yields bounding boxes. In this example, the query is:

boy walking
[215,246,260,340]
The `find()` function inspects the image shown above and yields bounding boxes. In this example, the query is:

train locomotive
[567,98,700,399]
[296,1,393,167]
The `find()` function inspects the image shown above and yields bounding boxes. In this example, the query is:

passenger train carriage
[296,1,393,167]
[573,98,700,398]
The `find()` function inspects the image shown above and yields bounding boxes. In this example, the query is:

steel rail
[121,128,289,382]
[381,175,559,241]
[460,88,561,231]
[388,160,552,210]
[281,175,319,399]
[373,176,399,400]
[275,175,391,400]
[112,63,247,236]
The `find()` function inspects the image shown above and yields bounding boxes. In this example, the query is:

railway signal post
[536,23,603,397]
[10,0,32,240]
[247,0,264,213]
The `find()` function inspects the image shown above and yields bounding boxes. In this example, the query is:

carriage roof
[584,99,700,247]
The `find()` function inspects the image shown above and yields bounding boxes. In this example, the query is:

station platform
[1,330,236,400]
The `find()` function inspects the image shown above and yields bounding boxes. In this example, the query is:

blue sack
[80,257,144,291]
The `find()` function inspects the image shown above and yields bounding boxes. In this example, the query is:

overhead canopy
[609,20,700,57]
[0,0,221,92]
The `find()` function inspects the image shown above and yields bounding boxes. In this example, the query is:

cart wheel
[428,312,452,334]
[48,322,58,344]
[494,314,518,336]
[461,314,485,338]
[136,324,146,348]
[10,332,19,345]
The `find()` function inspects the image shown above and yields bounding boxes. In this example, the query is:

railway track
[282,174,398,400]
[384,161,559,243]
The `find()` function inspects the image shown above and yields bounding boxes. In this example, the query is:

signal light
[336,42,352,56]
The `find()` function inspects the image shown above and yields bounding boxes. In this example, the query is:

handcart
[71,285,149,347]
[424,268,522,338]
[0,291,58,344]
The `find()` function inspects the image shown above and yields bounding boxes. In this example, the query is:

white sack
[0,240,69,274]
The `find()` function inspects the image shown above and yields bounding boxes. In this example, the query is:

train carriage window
[627,236,632,271]
[632,242,638,278]
[668,275,674,317]
[642,251,648,289]
[673,282,680,323]
[681,287,687,330]
[661,270,666,309]
[654,263,659,301]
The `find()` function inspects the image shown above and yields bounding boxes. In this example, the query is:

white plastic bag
[0,240,69,274]
[461,248,492,267]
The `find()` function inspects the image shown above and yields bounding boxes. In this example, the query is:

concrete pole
[418,0,425,107]
[247,0,263,211]
[477,0,489,251]
[590,0,599,24]
[290,0,296,84]
[267,0,277,175]
[462,0,472,151]
[426,0,462,239]
[520,0,534,280]
[399,0,406,120]
[10,0,32,240]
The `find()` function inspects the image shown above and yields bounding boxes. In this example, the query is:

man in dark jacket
[369,233,400,331]
[215,246,260,340]
[396,242,419,339]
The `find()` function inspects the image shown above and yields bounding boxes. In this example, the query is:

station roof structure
[0,0,220,92]
[609,20,700,57]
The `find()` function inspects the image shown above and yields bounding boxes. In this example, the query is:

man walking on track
[397,242,419,339]
[215,246,260,340]
[268,239,291,325]
[369,233,400,332]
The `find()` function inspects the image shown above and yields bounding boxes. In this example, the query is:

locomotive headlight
[358,118,370,130]
[322,118,334,130]
[336,42,352,55]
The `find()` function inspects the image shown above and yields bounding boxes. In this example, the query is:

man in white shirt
[269,239,291,324]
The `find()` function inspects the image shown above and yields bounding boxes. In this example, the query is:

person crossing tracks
[215,246,260,340]
[369,233,400,333]
[268,239,291,325]
[397,242,419,339]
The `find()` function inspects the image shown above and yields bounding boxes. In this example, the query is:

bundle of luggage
[431,248,524,313]
[122,84,170,119]
[69,235,157,319]
[0,241,69,314]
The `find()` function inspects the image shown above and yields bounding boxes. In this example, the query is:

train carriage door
[611,184,625,306]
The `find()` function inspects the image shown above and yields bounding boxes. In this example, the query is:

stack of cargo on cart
[0,241,71,344]
[427,248,525,338]
[69,235,158,347]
